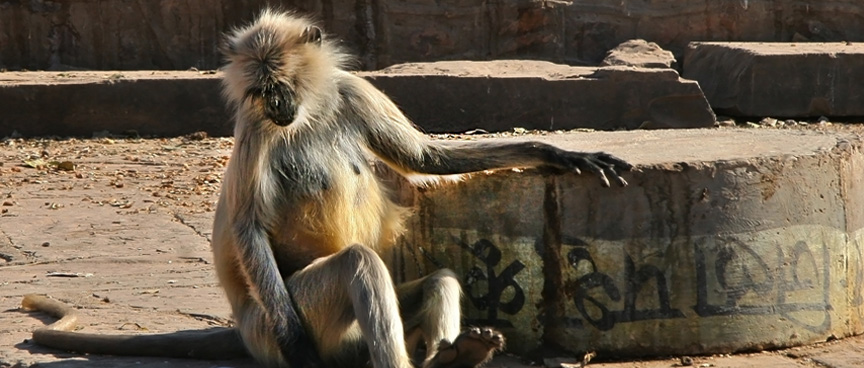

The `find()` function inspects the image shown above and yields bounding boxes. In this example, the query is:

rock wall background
[1,0,863,71]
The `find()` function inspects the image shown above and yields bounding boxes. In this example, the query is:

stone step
[387,128,864,356]
[0,71,224,138]
[361,61,715,132]
[683,42,864,117]
[0,62,715,138]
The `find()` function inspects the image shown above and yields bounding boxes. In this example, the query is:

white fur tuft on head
[219,9,349,132]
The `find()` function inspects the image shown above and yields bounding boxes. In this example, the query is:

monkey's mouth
[269,113,295,127]
[247,85,298,127]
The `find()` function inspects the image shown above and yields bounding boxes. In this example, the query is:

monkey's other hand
[425,327,505,368]
[550,150,632,187]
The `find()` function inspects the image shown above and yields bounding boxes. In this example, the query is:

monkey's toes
[468,327,505,350]
[428,328,505,368]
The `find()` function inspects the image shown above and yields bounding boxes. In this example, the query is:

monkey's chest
[269,179,394,277]
[272,142,372,194]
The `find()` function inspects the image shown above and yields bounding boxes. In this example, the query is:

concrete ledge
[387,128,864,356]
[362,61,715,132]
[0,61,716,138]
[0,71,227,138]
[683,42,864,117]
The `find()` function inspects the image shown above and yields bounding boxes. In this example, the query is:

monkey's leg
[394,272,505,368]
[20,294,248,359]
[288,244,413,368]
[396,269,461,361]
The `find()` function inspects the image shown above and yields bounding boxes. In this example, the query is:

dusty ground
[3,124,864,368]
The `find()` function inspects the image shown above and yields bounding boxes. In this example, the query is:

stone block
[393,128,864,356]
[0,65,715,138]
[388,173,549,353]
[362,60,716,132]
[683,42,864,117]
[0,71,227,138]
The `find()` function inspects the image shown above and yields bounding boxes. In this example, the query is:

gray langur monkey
[20,9,632,368]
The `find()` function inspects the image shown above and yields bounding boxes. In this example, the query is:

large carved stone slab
[362,60,716,132]
[391,128,864,356]
[0,71,226,138]
[683,42,864,117]
[0,66,714,138]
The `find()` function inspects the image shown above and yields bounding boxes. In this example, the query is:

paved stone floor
[3,134,864,367]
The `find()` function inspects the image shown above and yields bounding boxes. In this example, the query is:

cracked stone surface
[0,135,237,367]
[4,132,864,368]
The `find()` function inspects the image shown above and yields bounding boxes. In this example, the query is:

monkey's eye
[302,26,323,46]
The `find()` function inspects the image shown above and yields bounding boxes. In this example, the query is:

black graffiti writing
[694,239,831,332]
[568,246,685,331]
[444,234,837,333]
[456,237,525,327]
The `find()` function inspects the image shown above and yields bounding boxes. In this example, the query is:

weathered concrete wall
[0,0,255,71]
[2,1,862,71]
[386,129,864,356]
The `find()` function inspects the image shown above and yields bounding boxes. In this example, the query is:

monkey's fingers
[596,171,612,188]
[593,152,634,172]
[599,164,629,187]
[570,157,611,187]
[588,152,632,187]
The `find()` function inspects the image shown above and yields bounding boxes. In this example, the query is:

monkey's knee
[337,244,387,270]
[424,269,460,290]
[423,269,462,315]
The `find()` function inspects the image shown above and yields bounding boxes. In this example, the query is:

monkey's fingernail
[574,168,582,175]
[600,175,611,187]
[617,177,629,187]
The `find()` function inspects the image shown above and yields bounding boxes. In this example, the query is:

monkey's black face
[247,81,298,127]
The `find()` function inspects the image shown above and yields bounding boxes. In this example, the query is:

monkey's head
[220,10,345,129]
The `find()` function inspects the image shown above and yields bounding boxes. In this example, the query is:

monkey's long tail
[21,294,249,360]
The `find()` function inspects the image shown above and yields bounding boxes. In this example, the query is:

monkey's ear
[302,26,323,45]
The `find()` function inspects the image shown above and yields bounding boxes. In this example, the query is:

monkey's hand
[545,150,633,187]
[425,327,505,368]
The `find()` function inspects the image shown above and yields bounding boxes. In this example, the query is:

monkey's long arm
[343,76,632,187]
[230,195,324,367]
[20,294,248,359]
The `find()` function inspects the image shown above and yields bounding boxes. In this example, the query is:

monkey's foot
[426,327,505,368]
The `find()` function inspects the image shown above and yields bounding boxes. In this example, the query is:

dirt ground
[3,124,864,368]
